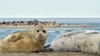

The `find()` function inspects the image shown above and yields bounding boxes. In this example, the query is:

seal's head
[34,25,48,41]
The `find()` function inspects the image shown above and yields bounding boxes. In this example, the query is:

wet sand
[0,52,98,56]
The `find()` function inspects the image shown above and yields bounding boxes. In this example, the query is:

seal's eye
[36,30,39,33]
[42,30,46,33]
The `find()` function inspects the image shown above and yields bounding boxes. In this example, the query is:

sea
[0,25,100,45]
[0,18,100,44]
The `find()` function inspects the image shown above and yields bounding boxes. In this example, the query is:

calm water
[0,27,100,44]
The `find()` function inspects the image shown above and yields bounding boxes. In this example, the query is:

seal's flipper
[3,33,22,42]
[42,43,53,52]
[42,48,53,52]
[44,44,51,48]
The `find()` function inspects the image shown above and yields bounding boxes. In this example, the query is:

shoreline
[0,25,100,29]
[0,52,97,56]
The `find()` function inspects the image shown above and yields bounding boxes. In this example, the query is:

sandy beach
[0,52,98,56]
[0,25,100,29]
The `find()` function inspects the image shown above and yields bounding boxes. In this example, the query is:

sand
[0,25,100,29]
[0,52,98,56]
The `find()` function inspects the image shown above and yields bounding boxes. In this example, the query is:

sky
[0,0,100,18]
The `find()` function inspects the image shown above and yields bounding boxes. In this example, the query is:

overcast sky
[0,0,100,18]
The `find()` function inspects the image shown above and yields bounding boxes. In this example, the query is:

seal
[0,25,48,53]
[43,31,99,53]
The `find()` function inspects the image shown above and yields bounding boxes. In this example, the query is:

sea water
[0,27,100,44]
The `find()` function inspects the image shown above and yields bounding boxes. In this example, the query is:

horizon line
[0,17,100,18]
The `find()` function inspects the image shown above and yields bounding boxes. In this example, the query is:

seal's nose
[38,34,44,39]
[39,34,42,36]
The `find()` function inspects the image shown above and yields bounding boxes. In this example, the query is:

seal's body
[81,34,100,54]
[0,25,47,53]
[44,31,100,55]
